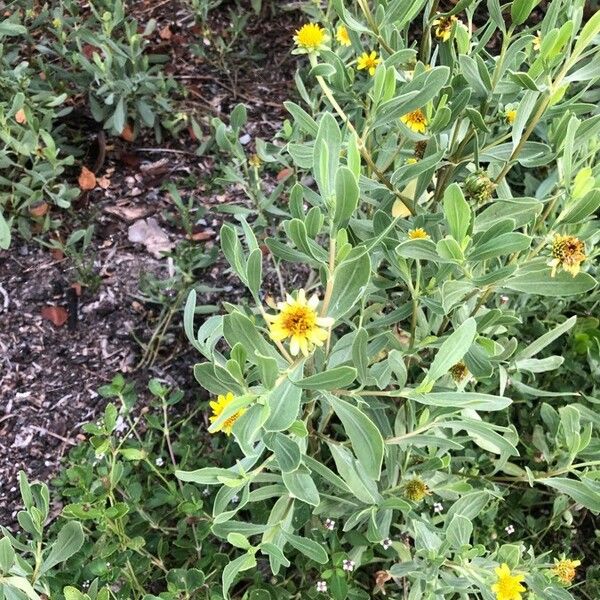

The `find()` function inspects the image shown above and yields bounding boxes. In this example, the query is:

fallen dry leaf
[41,306,68,327]
[96,175,111,189]
[190,229,215,241]
[128,217,174,258]
[78,166,96,190]
[120,123,135,142]
[50,248,65,261]
[71,283,82,296]
[15,109,27,124]
[277,167,294,181]
[29,201,49,218]
[159,24,172,40]
[104,203,152,222]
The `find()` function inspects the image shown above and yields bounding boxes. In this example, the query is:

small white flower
[231,494,240,504]
[155,457,164,467]
[433,502,444,513]
[500,295,510,304]
[381,538,392,550]
[202,487,210,497]
[316,581,327,592]
[505,524,515,535]
[342,559,355,572]
[324,518,335,530]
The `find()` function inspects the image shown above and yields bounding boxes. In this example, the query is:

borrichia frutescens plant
[179,1,599,599]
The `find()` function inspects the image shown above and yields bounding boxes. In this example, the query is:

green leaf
[443,419,519,456]
[446,514,473,548]
[314,113,341,200]
[264,363,303,432]
[246,249,262,297]
[327,251,371,319]
[284,101,318,136]
[406,391,511,411]
[176,467,238,485]
[222,553,256,600]
[469,233,531,262]
[0,22,28,36]
[334,167,359,225]
[280,531,328,564]
[112,97,126,135]
[264,433,301,473]
[282,466,320,506]
[539,477,600,511]
[0,537,15,572]
[511,0,541,25]
[423,318,477,385]
[558,189,600,224]
[223,312,282,365]
[40,522,84,574]
[295,367,357,390]
[516,316,576,359]
[0,210,11,249]
[324,393,384,480]
[504,269,597,296]
[443,183,470,243]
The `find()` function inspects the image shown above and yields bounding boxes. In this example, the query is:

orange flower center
[281,305,317,336]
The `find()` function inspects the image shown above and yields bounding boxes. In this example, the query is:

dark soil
[0,0,299,526]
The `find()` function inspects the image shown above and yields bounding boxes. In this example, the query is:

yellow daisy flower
[505,108,517,125]
[432,15,458,42]
[552,558,581,585]
[491,564,526,600]
[209,392,245,436]
[264,289,334,356]
[336,24,351,47]
[406,157,418,165]
[293,23,328,52]
[400,109,427,133]
[408,228,429,240]
[549,234,586,277]
[357,50,381,76]
[533,31,542,51]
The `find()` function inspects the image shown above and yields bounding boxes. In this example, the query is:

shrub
[178,0,600,598]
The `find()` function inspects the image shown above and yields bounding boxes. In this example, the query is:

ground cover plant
[1,0,599,600]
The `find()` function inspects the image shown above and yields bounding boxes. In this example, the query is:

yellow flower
[491,564,526,600]
[408,228,429,240]
[400,109,427,133]
[533,31,542,51]
[264,289,334,356]
[293,23,328,52]
[248,153,262,168]
[406,157,418,165]
[404,478,430,501]
[552,558,581,585]
[549,234,586,277]
[357,50,381,76]
[209,392,245,436]
[336,24,351,47]
[505,108,517,125]
[432,15,458,42]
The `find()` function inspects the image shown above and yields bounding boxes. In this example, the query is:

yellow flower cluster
[549,234,586,277]
[552,558,581,585]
